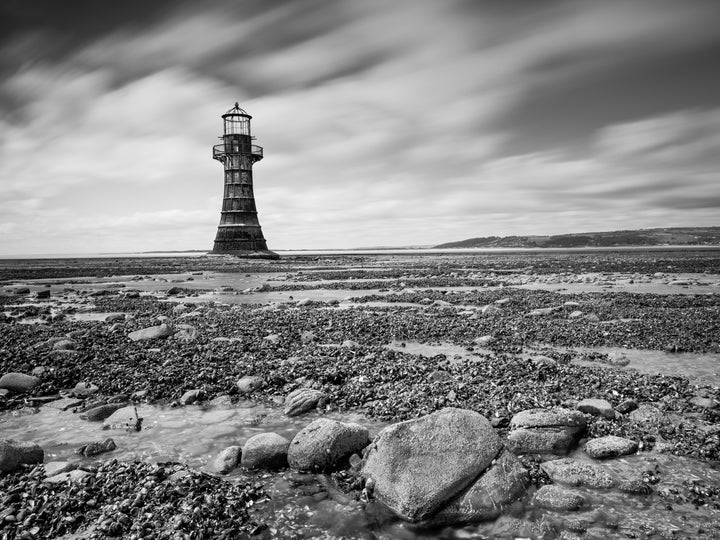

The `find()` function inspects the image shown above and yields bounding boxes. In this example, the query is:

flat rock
[432,449,529,524]
[236,375,263,394]
[44,461,75,476]
[103,406,143,430]
[541,458,615,489]
[576,398,615,419]
[510,408,586,429]
[72,382,99,397]
[361,408,503,522]
[288,418,370,472]
[44,397,84,411]
[52,339,77,351]
[283,388,326,416]
[44,470,92,484]
[127,323,174,342]
[0,372,40,393]
[584,436,638,459]
[0,439,44,472]
[241,432,291,470]
[533,485,586,511]
[214,446,242,474]
[80,403,123,422]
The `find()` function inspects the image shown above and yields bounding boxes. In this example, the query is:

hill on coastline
[435,227,720,249]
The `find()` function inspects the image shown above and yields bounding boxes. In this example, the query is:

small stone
[80,403,123,421]
[690,396,718,409]
[576,398,615,419]
[73,382,99,397]
[615,399,638,414]
[105,313,125,323]
[289,418,370,472]
[283,388,326,417]
[236,375,262,394]
[213,446,242,474]
[52,339,77,351]
[76,438,116,457]
[533,485,586,511]
[241,433,290,470]
[127,324,174,342]
[44,461,75,476]
[541,458,615,489]
[585,436,638,459]
[180,389,202,405]
[44,469,92,484]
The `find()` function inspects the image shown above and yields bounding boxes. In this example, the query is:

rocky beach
[1,249,719,539]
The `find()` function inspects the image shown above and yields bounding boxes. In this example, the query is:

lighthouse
[211,104,278,258]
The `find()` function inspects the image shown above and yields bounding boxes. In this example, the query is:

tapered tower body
[211,104,278,258]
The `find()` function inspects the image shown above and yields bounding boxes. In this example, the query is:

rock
[14,287,30,295]
[583,313,600,322]
[507,408,586,455]
[607,351,630,366]
[105,313,125,323]
[44,397,84,411]
[629,404,664,426]
[690,396,718,409]
[0,439,44,472]
[76,438,116,457]
[166,286,183,295]
[584,436,638,459]
[180,389,202,405]
[0,372,40,393]
[432,449,529,524]
[263,333,280,344]
[474,335,494,346]
[31,365,50,376]
[173,324,198,342]
[615,399,638,414]
[568,310,583,319]
[80,403,123,422]
[480,304,500,315]
[541,458,615,489]
[528,307,558,316]
[533,485,586,511]
[36,289,51,299]
[102,406,142,430]
[236,375,262,394]
[300,330,316,343]
[297,298,313,306]
[127,323,174,342]
[45,470,92,484]
[52,339,77,351]
[283,388,326,416]
[73,382,99,397]
[213,446,242,474]
[360,408,503,522]
[341,340,360,348]
[44,461,75,476]
[241,433,291,470]
[288,418,370,472]
[576,398,615,419]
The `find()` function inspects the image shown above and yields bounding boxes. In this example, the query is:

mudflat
[1,249,719,539]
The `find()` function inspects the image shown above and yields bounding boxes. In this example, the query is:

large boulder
[0,439,44,473]
[283,388,326,417]
[127,324,174,342]
[507,408,586,455]
[431,449,529,524]
[360,408,503,522]
[0,373,40,394]
[241,433,290,470]
[288,419,369,472]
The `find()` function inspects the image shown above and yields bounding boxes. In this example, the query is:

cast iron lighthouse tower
[211,104,278,258]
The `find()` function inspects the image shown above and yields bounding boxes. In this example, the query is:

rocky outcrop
[241,433,290,470]
[360,408,505,522]
[283,388,326,417]
[507,408,586,455]
[288,419,369,472]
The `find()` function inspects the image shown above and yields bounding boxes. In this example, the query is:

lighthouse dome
[222,103,251,118]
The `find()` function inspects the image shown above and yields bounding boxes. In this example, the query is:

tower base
[208,248,280,259]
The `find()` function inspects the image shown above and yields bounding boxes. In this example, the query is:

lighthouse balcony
[213,143,264,162]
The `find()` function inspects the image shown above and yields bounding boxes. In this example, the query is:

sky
[1,0,720,255]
